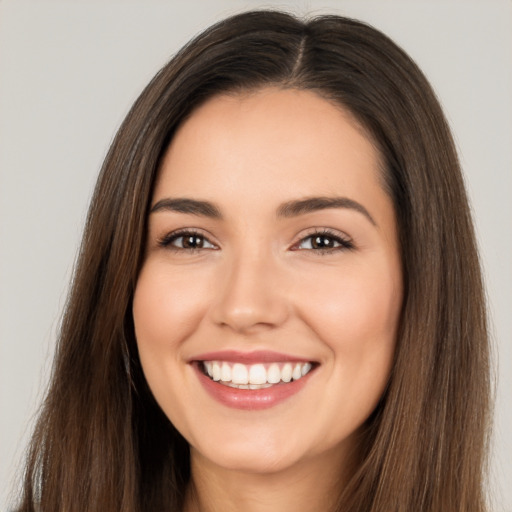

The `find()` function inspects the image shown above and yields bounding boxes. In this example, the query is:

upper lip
[190,350,316,364]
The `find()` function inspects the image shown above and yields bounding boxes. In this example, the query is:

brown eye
[159,231,217,251]
[295,230,354,252]
[311,235,337,249]
[182,234,205,249]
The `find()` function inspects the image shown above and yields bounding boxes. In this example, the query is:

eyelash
[157,228,354,254]
[158,229,216,253]
[291,228,354,253]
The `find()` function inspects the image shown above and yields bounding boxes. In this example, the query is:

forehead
[154,87,385,210]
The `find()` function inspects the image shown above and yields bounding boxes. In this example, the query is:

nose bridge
[212,241,288,332]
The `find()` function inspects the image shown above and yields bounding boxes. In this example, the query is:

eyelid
[157,228,219,251]
[290,227,354,252]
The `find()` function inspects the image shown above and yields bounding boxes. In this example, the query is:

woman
[16,10,491,512]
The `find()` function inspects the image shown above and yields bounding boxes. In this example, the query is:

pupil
[313,236,332,249]
[184,235,202,248]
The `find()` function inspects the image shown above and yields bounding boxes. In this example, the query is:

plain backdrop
[1,1,511,510]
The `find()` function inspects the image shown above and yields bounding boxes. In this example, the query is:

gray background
[1,1,510,510]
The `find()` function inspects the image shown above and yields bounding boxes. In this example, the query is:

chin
[202,447,302,475]
[191,429,308,475]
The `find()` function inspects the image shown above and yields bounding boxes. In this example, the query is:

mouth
[190,351,318,410]
[199,360,314,389]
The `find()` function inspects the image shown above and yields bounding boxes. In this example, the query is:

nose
[210,250,290,334]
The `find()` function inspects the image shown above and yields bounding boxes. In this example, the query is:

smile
[201,361,313,389]
[191,351,318,410]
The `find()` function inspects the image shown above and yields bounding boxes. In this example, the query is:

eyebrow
[150,198,222,218]
[150,195,376,225]
[277,196,376,225]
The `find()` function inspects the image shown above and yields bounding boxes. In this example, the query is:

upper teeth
[202,361,313,388]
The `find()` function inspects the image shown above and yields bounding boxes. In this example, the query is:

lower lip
[193,363,314,410]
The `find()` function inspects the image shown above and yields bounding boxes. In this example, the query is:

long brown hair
[17,10,491,512]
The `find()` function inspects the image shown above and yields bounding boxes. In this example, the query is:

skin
[132,87,403,512]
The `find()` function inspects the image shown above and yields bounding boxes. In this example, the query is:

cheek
[132,263,210,354]
[296,265,400,445]
[298,258,401,342]
[295,258,401,402]
[132,262,215,429]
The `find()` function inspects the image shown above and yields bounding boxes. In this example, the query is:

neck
[183,448,356,512]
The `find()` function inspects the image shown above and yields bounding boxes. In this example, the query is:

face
[133,88,402,476]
